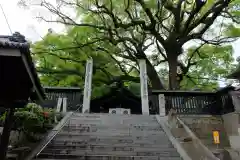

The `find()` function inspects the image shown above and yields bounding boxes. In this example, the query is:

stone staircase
[33,113,182,160]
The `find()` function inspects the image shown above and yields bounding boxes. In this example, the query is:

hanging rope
[0,3,12,34]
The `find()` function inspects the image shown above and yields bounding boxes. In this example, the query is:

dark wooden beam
[0,107,15,160]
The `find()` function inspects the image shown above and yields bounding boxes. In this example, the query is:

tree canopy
[32,28,141,97]
[20,0,240,93]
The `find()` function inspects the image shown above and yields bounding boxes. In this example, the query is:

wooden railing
[150,89,235,115]
[217,87,235,114]
[35,86,235,115]
[38,87,83,111]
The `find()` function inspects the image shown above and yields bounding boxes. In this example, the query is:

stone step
[71,113,156,118]
[51,140,171,146]
[70,115,156,119]
[67,120,159,126]
[50,141,172,147]
[54,134,166,139]
[34,114,181,160]
[43,148,139,154]
[51,137,171,145]
[61,128,163,133]
[69,116,157,120]
[69,117,157,121]
[69,116,157,122]
[35,155,181,160]
[68,120,157,124]
[38,150,180,157]
[52,138,171,144]
[57,133,164,137]
[57,131,165,137]
[44,145,176,152]
[62,124,163,130]
[65,124,160,127]
[61,126,163,130]
[52,136,171,145]
[47,143,174,149]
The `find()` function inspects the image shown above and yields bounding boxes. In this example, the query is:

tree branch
[182,0,231,42]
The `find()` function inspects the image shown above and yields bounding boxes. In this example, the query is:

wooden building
[0,32,45,105]
[0,32,45,159]
[90,83,142,114]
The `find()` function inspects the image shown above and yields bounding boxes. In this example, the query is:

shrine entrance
[90,82,142,114]
[81,59,150,115]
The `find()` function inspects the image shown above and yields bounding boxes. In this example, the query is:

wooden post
[0,107,15,160]
[159,94,166,116]
[139,59,149,115]
[82,58,93,113]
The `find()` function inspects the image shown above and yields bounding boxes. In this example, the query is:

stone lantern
[0,32,45,159]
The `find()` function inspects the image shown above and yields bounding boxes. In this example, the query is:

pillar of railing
[158,94,166,116]
[82,58,93,113]
[139,59,149,115]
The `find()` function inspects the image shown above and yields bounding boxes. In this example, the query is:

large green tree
[32,27,140,97]
[157,44,236,91]
[21,0,239,90]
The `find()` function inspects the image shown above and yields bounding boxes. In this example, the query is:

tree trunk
[145,59,165,90]
[168,54,178,90]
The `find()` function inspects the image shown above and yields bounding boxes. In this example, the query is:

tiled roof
[0,32,30,49]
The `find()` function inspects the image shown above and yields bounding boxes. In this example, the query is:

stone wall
[0,127,24,146]
[222,112,240,150]
[222,112,240,136]
[179,115,230,149]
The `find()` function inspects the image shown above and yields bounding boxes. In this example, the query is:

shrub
[0,103,57,142]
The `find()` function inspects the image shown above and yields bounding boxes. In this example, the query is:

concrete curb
[155,115,192,160]
[24,111,73,160]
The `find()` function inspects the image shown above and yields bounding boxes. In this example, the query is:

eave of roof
[0,33,45,100]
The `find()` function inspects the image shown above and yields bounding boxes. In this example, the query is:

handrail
[177,117,220,160]
[155,115,192,160]
[24,105,82,160]
[36,105,82,157]
[35,113,73,157]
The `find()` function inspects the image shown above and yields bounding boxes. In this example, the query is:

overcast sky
[0,0,239,58]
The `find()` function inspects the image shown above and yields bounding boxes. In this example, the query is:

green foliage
[0,103,56,142]
[125,82,141,96]
[24,0,240,91]
[32,27,138,97]
[92,85,111,98]
[0,112,6,122]
[225,25,240,38]
[180,44,236,91]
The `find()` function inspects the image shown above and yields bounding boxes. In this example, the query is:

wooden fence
[38,87,83,111]
[35,86,235,115]
[150,89,235,115]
